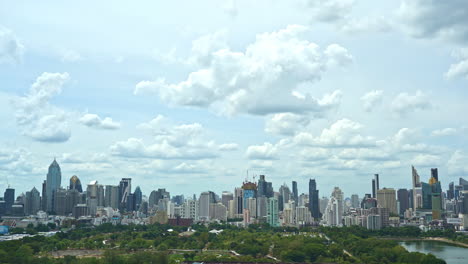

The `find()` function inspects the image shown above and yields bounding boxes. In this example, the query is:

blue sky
[1,0,468,199]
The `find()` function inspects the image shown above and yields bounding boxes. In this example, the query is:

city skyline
[1,1,468,197]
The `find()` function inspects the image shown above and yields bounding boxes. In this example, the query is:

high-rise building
[257,196,268,219]
[431,168,439,182]
[119,178,131,211]
[323,187,344,227]
[41,180,47,211]
[278,184,291,211]
[24,187,41,215]
[242,181,257,209]
[54,188,68,215]
[267,197,279,227]
[351,194,360,208]
[210,203,227,221]
[134,186,143,210]
[397,189,409,215]
[412,166,422,209]
[460,178,468,190]
[257,175,273,198]
[292,181,298,203]
[46,159,62,212]
[372,179,376,198]
[182,199,198,220]
[375,174,380,189]
[367,214,382,230]
[377,188,397,215]
[448,182,455,200]
[198,191,212,221]
[105,185,119,209]
[148,188,170,209]
[246,198,257,218]
[221,191,233,208]
[69,175,83,192]
[4,188,15,214]
[309,179,320,219]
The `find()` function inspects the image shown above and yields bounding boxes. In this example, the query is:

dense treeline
[0,223,450,264]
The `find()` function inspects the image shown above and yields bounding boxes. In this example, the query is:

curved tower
[70,175,83,192]
[46,159,62,212]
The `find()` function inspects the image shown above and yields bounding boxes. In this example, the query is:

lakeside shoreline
[379,237,468,248]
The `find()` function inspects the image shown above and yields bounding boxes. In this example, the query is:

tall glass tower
[46,159,62,212]
[309,179,320,219]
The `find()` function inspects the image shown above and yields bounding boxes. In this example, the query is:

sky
[1,0,468,199]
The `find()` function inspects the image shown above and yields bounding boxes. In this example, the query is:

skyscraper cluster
[1,160,468,231]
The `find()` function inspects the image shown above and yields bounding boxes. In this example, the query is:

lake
[400,241,468,264]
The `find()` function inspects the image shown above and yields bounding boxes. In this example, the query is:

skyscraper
[46,159,62,212]
[292,181,298,203]
[242,181,257,209]
[351,194,360,208]
[221,191,233,208]
[377,188,397,215]
[374,174,380,190]
[25,187,41,215]
[267,197,279,227]
[69,175,83,192]
[448,182,455,200]
[323,187,343,226]
[431,168,439,182]
[199,191,212,221]
[372,179,376,198]
[119,178,131,211]
[397,189,409,215]
[309,179,320,219]
[134,186,142,211]
[4,188,15,214]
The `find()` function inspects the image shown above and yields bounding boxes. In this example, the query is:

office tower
[292,181,298,203]
[182,199,199,220]
[351,194,359,208]
[126,193,135,211]
[397,189,409,215]
[460,178,468,190]
[242,181,257,209]
[370,207,390,227]
[46,159,62,212]
[4,188,15,214]
[41,180,47,211]
[172,195,185,206]
[323,187,344,227]
[66,189,80,215]
[118,178,132,211]
[24,187,41,215]
[374,174,380,190]
[257,175,273,198]
[267,197,279,227]
[221,191,233,208]
[296,206,312,226]
[372,179,376,198]
[246,198,257,218]
[448,182,455,200]
[298,193,308,207]
[210,203,227,221]
[319,196,328,215]
[234,187,243,215]
[105,185,119,209]
[377,188,397,215]
[412,166,423,209]
[148,188,170,209]
[278,184,291,211]
[199,191,212,221]
[256,196,268,219]
[309,179,320,219]
[408,189,414,209]
[73,204,89,218]
[134,186,142,210]
[283,200,296,225]
[69,175,83,192]
[431,168,439,182]
[87,181,99,215]
[54,188,68,215]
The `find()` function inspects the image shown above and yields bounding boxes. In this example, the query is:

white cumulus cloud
[13,72,72,143]
[79,113,121,130]
[135,25,349,116]
[391,90,431,116]
[0,26,24,64]
[361,90,383,112]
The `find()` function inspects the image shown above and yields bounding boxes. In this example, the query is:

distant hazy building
[134,186,143,210]
[221,191,233,208]
[246,197,257,218]
[210,203,227,221]
[257,196,268,219]
[292,181,298,203]
[182,199,198,220]
[199,191,212,221]
[367,214,382,230]
[4,188,15,214]
[351,194,360,209]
